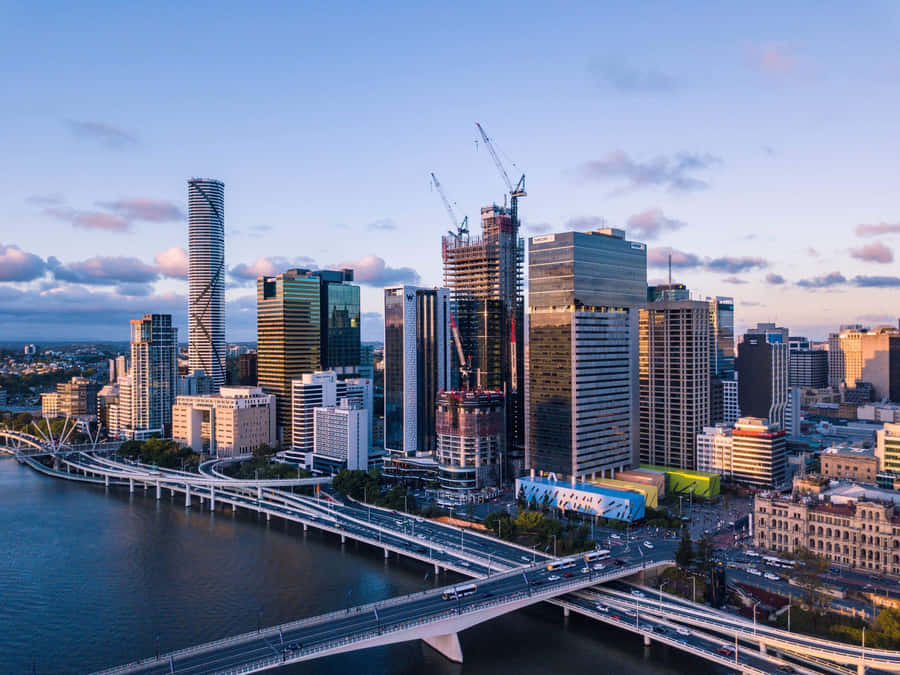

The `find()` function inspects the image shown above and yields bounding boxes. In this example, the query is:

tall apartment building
[731,417,787,488]
[312,398,369,471]
[108,314,177,439]
[257,268,361,443]
[723,377,740,426]
[108,355,128,384]
[383,286,451,456]
[290,371,372,455]
[435,389,505,491]
[358,344,375,381]
[639,300,711,470]
[526,228,646,479]
[442,204,524,477]
[188,178,226,390]
[737,330,789,428]
[172,386,276,457]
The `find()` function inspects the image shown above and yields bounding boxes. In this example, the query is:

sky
[3,1,900,343]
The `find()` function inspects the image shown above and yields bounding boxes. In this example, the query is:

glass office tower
[526,228,646,479]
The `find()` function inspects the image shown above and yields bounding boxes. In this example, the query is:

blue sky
[3,1,900,342]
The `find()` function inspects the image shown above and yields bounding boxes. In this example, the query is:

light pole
[692,575,696,604]
[787,594,791,632]
[862,626,866,671]
[659,580,668,613]
[752,600,760,635]
[532,544,536,563]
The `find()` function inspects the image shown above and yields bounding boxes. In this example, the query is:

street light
[659,580,669,613]
[752,600,760,635]
[862,626,866,671]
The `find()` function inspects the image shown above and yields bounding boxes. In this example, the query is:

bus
[546,557,578,572]
[584,550,611,564]
[762,555,796,569]
[442,583,478,600]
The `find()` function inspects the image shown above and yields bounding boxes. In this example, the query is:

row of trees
[119,439,200,470]
[484,509,593,555]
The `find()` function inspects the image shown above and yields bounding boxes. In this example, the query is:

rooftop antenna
[668,253,672,286]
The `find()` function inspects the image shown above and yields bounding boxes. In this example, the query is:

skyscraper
[442,204,524,476]
[708,296,735,380]
[639,299,711,470]
[737,331,789,428]
[383,286,451,456]
[257,270,322,443]
[108,314,178,439]
[526,228,646,479]
[256,268,362,444]
[188,178,226,390]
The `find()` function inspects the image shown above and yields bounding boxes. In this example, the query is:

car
[581,567,591,574]
[613,559,625,566]
[610,534,622,540]
[643,541,654,549]
[676,638,688,645]
[717,645,734,656]
[594,604,609,612]
[530,579,543,586]
[631,590,646,598]
[520,556,530,562]
[764,572,779,581]
[481,591,493,598]
[593,563,606,571]
[745,550,760,557]
[776,666,795,673]
[611,613,622,620]
[624,608,636,616]
[459,561,470,567]
[287,642,300,651]
[563,572,574,578]
[653,625,668,634]
[548,574,561,581]
[675,627,690,636]
[747,567,762,576]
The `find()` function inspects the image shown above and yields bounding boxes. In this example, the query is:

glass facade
[709,297,735,379]
[257,272,321,443]
[526,229,646,479]
[383,288,404,452]
[323,281,360,372]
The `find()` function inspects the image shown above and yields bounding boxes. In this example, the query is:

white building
[311,398,369,471]
[723,377,740,426]
[696,424,734,476]
[172,386,275,458]
[291,371,372,457]
[858,402,900,424]
[732,417,787,489]
[783,387,802,437]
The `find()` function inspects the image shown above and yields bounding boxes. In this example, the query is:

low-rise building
[732,417,787,489]
[696,424,734,476]
[42,376,101,418]
[754,492,900,575]
[820,446,878,484]
[172,386,275,457]
[435,390,505,493]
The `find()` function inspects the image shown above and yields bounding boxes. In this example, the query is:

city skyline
[4,3,900,342]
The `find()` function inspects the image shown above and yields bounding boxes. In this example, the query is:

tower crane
[475,122,526,229]
[430,172,469,240]
[448,310,472,391]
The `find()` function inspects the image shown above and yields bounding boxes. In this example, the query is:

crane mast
[448,310,472,391]
[475,122,526,228]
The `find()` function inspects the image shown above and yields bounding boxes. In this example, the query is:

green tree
[676,527,694,567]
[697,533,714,571]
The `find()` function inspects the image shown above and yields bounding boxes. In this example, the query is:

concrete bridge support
[341,535,346,544]
[423,633,463,663]
[129,478,134,494]
[105,474,109,488]
[210,487,215,512]
[434,563,440,575]
[563,607,570,618]
[384,547,389,558]
[758,640,766,654]
[643,634,651,647]
[303,523,308,532]
[156,481,161,500]
[257,486,262,502]
[185,485,191,508]
[859,663,868,675]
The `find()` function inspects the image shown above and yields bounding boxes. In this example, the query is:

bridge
[6,428,900,673]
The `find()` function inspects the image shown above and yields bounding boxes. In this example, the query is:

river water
[0,457,722,674]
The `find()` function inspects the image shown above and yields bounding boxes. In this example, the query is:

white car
[548,574,561,581]
[643,541,654,549]
[675,627,691,636]
[610,534,622,540]
[747,567,762,576]
[593,563,606,571]
[459,561,470,567]
[764,572,779,581]
[631,590,646,598]
[595,603,609,612]
[521,556,530,562]
[745,550,760,557]
[581,567,590,574]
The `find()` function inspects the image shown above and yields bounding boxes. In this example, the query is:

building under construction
[435,389,505,491]
[442,205,524,477]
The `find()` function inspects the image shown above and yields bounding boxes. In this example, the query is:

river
[0,457,723,674]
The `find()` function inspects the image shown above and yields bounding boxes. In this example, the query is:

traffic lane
[566,594,777,673]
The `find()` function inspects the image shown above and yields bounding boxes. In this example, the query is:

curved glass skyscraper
[188,178,226,389]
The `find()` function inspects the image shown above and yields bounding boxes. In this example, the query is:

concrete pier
[185,484,191,507]
[156,481,161,500]
[423,633,463,663]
